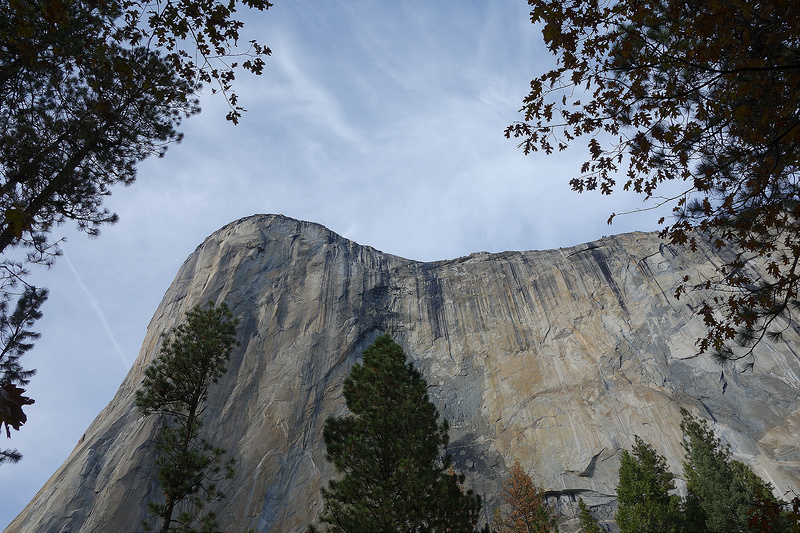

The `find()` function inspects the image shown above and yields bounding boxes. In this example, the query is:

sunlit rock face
[7,214,800,533]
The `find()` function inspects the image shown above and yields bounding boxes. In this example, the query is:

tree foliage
[0,0,270,447]
[317,334,482,533]
[1,0,271,269]
[506,0,800,360]
[0,383,33,464]
[493,460,556,533]
[680,409,786,533]
[0,284,45,464]
[0,285,46,387]
[615,411,791,532]
[615,436,682,533]
[136,301,238,533]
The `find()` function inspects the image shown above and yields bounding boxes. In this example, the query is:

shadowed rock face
[7,214,800,533]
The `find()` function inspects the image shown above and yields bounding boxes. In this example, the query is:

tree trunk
[159,500,175,533]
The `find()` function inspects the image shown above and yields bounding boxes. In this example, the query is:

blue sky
[1,1,667,526]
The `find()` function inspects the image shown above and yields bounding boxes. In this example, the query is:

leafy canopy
[136,301,238,533]
[506,0,800,361]
[317,334,482,533]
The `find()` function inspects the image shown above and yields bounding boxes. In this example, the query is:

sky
[1,1,671,526]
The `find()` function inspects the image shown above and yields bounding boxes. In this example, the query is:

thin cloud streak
[63,253,130,369]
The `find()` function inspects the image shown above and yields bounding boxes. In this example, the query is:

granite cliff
[6,214,800,532]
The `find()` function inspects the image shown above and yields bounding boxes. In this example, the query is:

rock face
[7,214,800,533]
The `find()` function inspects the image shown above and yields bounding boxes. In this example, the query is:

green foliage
[507,0,800,359]
[615,411,791,533]
[136,301,238,533]
[615,436,682,533]
[317,334,482,533]
[578,498,603,533]
[680,409,786,533]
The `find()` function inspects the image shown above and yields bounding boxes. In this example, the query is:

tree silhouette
[317,334,482,533]
[136,301,238,533]
[507,0,800,361]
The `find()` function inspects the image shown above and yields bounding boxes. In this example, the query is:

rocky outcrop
[7,214,800,532]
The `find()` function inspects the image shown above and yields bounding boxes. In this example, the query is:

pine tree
[136,301,238,533]
[494,461,556,533]
[317,334,482,533]
[615,436,682,533]
[0,286,46,387]
[0,285,46,465]
[680,409,785,533]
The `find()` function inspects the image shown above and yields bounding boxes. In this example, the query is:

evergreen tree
[577,498,603,533]
[0,286,46,387]
[317,334,482,533]
[136,301,238,533]
[615,436,682,533]
[0,285,46,464]
[494,461,556,533]
[681,409,785,533]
